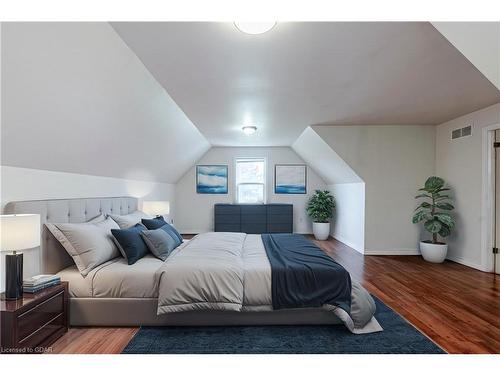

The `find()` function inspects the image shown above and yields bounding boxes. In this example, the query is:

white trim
[445,254,486,272]
[481,122,500,273]
[364,249,420,256]
[332,235,364,254]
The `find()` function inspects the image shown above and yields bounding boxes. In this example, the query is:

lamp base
[5,252,23,300]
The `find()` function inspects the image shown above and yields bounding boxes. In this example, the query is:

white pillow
[108,210,152,229]
[46,217,120,276]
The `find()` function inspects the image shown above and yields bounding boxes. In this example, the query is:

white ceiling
[2,23,210,183]
[112,22,500,147]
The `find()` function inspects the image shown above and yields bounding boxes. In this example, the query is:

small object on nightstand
[1,281,69,353]
[23,275,61,294]
[0,214,41,300]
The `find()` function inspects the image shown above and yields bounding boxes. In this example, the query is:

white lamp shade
[0,214,41,251]
[142,201,170,217]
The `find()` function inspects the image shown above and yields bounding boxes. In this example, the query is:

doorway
[494,130,500,274]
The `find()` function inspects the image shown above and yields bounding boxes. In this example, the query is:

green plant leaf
[424,176,445,192]
[424,219,442,234]
[412,210,428,223]
[435,202,454,210]
[434,195,452,202]
[434,213,455,228]
[307,190,335,222]
[438,225,451,238]
[414,193,432,199]
[414,202,431,211]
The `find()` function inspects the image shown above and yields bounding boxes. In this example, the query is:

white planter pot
[313,222,330,241]
[419,241,448,263]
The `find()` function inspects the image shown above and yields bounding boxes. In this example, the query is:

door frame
[481,122,500,273]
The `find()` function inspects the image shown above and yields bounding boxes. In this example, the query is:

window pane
[236,160,264,184]
[237,184,264,204]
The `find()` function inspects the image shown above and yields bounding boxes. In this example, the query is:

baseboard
[364,249,420,256]
[331,235,364,254]
[445,254,485,272]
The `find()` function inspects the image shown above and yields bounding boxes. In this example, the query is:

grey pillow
[88,213,106,223]
[108,211,151,229]
[140,228,178,261]
[46,217,120,276]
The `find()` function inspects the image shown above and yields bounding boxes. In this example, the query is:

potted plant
[307,190,335,240]
[412,176,455,263]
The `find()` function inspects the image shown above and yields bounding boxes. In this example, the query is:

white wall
[0,166,175,214]
[436,102,500,271]
[292,127,362,184]
[432,22,500,91]
[314,125,436,254]
[328,183,365,253]
[0,166,176,290]
[175,147,327,234]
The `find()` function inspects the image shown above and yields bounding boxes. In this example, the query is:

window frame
[234,157,267,204]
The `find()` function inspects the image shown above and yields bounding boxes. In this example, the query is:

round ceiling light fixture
[234,22,277,35]
[242,126,257,135]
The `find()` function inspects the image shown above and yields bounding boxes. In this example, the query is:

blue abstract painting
[196,165,228,194]
[275,165,307,194]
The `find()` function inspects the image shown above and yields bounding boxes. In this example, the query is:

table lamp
[142,201,170,218]
[0,214,40,300]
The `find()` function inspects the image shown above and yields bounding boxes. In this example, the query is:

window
[236,158,266,204]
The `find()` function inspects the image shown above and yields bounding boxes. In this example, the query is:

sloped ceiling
[292,127,362,184]
[112,22,500,147]
[432,22,500,91]
[1,22,210,184]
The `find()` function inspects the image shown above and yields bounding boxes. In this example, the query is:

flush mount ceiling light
[234,22,277,35]
[242,126,257,135]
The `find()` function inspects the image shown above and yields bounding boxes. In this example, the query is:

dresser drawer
[267,204,293,215]
[18,313,65,349]
[214,205,241,215]
[215,214,240,224]
[18,291,64,343]
[215,223,241,232]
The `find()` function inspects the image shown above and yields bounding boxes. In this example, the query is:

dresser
[1,282,69,353]
[214,204,293,234]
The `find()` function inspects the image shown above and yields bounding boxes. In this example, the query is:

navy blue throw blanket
[261,233,351,313]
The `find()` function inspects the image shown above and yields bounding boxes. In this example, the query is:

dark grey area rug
[122,297,444,354]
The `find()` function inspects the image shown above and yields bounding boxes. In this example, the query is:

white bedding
[156,232,382,334]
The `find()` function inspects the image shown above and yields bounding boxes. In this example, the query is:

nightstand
[1,281,69,353]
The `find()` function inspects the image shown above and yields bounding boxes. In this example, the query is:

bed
[4,197,380,333]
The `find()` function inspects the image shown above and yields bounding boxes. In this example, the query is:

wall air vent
[451,125,473,140]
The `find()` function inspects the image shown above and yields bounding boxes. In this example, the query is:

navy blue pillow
[141,216,167,230]
[111,223,149,265]
[142,216,183,244]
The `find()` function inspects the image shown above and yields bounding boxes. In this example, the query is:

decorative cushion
[142,216,183,244]
[109,211,152,229]
[111,223,149,265]
[46,217,120,276]
[140,227,178,261]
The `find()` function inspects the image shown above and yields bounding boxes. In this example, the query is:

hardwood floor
[49,236,500,354]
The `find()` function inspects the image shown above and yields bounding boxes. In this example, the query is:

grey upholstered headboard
[3,197,138,274]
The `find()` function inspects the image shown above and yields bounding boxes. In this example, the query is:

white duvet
[156,232,382,334]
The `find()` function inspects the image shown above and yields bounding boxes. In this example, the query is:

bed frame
[4,197,340,326]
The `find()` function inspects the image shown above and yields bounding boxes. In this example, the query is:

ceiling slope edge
[291,127,363,185]
[432,22,500,91]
